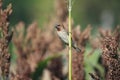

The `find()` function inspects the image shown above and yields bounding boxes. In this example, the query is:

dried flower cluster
[99,27,120,80]
[0,0,12,79]
[47,57,64,80]
[72,25,91,80]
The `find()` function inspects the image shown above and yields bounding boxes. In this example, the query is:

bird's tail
[75,47,81,52]
[72,45,81,52]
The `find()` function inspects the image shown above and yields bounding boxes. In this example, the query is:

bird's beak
[55,24,59,29]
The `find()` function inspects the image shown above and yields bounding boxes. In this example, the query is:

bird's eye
[54,24,61,29]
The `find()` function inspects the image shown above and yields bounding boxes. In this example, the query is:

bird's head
[55,24,65,31]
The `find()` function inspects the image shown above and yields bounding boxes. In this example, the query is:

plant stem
[68,0,72,80]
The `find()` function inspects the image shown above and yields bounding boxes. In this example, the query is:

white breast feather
[57,30,68,44]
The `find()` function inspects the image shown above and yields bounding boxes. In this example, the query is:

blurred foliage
[31,55,61,80]
[2,0,120,27]
[84,48,104,80]
[72,0,120,27]
[3,0,54,27]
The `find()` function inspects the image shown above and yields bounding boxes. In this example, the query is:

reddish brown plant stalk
[0,0,12,79]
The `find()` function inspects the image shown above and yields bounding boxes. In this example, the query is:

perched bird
[55,24,81,52]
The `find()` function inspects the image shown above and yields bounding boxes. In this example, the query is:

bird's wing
[57,30,69,44]
[57,30,76,46]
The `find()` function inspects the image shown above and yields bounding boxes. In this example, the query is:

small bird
[55,24,81,52]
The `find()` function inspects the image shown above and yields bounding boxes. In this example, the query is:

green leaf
[31,54,61,80]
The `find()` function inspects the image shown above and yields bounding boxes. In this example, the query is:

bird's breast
[57,30,68,43]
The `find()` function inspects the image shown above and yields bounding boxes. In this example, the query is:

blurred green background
[3,0,120,28]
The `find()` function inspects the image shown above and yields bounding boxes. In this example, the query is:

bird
[55,24,81,52]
